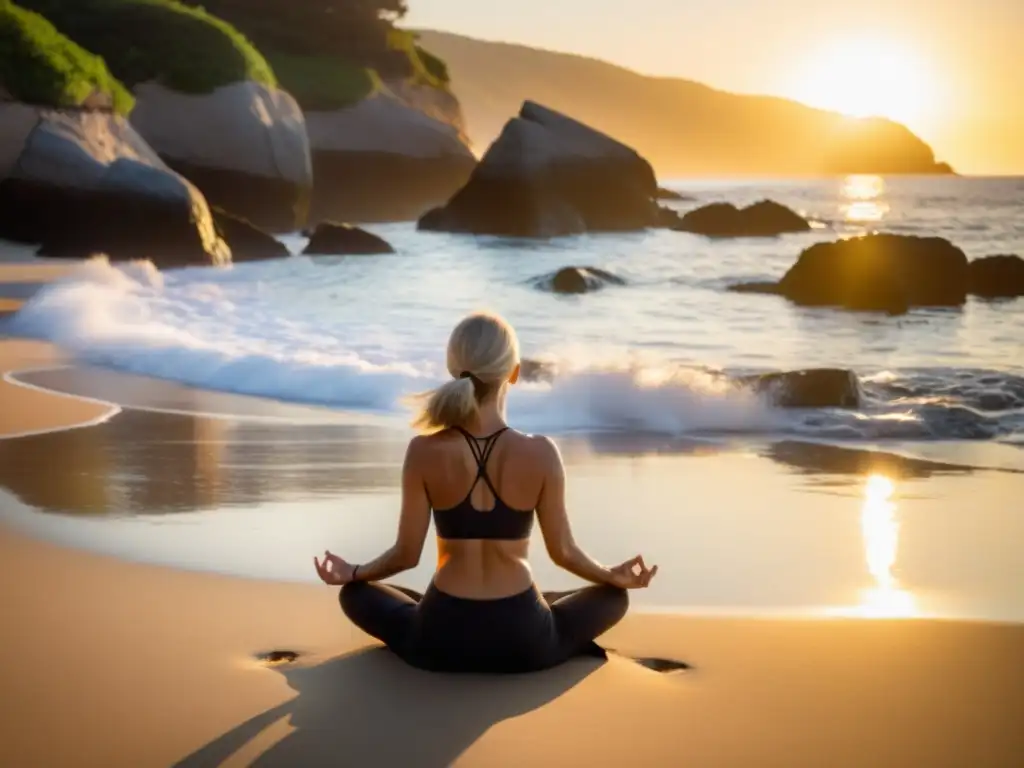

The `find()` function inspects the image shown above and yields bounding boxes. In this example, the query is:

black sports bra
[432,426,535,540]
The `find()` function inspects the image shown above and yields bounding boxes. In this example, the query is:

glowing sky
[407,0,1024,174]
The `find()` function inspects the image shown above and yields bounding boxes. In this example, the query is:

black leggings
[340,581,628,674]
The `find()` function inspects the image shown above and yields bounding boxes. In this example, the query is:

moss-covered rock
[168,1,469,222]
[17,0,274,93]
[0,104,230,268]
[265,50,376,111]
[19,0,319,231]
[0,2,133,113]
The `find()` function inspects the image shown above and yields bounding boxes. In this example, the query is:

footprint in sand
[630,656,691,673]
[604,650,692,673]
[255,650,301,666]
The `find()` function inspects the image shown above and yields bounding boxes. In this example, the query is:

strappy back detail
[432,426,535,540]
[454,426,508,504]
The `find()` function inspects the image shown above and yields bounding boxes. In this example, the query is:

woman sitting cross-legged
[313,311,657,673]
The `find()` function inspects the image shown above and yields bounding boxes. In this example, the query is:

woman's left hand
[313,550,356,586]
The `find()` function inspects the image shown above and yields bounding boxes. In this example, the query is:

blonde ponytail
[410,376,478,433]
[410,312,520,433]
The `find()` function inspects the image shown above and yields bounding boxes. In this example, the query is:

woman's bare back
[422,428,546,599]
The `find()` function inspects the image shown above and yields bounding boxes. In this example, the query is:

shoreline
[2,319,1024,765]
[3,343,1024,623]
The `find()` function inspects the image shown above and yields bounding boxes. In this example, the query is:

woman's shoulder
[504,429,562,467]
[408,428,559,460]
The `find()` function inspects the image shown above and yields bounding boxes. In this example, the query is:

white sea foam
[6,177,1023,445]
[8,258,791,435]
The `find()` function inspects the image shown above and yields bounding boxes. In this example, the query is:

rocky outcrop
[418,101,659,237]
[530,266,626,294]
[968,255,1024,299]
[305,93,476,223]
[0,104,229,268]
[729,234,970,314]
[416,30,956,177]
[383,79,468,139]
[302,223,394,255]
[130,81,312,232]
[519,358,555,383]
[674,200,811,237]
[655,188,690,201]
[212,208,289,262]
[740,369,861,409]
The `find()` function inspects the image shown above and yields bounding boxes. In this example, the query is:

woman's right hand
[313,550,357,586]
[607,555,658,589]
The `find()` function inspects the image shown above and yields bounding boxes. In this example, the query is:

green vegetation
[0,2,134,113]
[386,27,447,88]
[17,0,274,94]
[265,51,375,110]
[414,44,450,85]
[180,0,451,109]
[182,1,406,58]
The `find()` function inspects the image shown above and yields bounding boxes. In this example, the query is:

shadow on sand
[174,647,604,768]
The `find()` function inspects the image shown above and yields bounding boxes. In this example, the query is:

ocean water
[4,176,1024,619]
[8,175,1024,451]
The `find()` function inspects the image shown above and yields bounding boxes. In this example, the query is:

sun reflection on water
[841,175,890,223]
[856,474,916,617]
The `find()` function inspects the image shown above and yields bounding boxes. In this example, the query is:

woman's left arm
[315,437,432,586]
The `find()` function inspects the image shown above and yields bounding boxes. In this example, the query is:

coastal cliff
[18,0,313,231]
[416,30,954,177]
[186,1,474,222]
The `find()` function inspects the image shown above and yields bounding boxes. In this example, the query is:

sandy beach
[2,0,1023,760]
[1,280,1023,767]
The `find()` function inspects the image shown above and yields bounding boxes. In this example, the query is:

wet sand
[5,365,1024,621]
[2,326,1024,765]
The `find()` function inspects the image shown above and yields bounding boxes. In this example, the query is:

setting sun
[792,38,934,126]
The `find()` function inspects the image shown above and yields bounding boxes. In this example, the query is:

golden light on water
[863,475,897,589]
[857,474,917,617]
[841,174,889,222]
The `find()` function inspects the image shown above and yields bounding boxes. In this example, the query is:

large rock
[302,223,394,255]
[0,104,229,268]
[530,266,626,294]
[130,82,312,233]
[306,93,476,223]
[655,187,692,201]
[418,101,659,237]
[968,255,1024,299]
[383,79,468,139]
[674,200,810,237]
[740,369,862,409]
[212,208,289,262]
[731,234,970,314]
[519,358,555,383]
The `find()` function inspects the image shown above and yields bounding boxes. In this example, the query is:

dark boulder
[654,205,684,228]
[302,223,395,255]
[418,101,658,237]
[768,234,970,314]
[531,266,626,294]
[655,188,692,201]
[305,93,476,224]
[1,106,229,268]
[673,200,810,237]
[520,358,555,383]
[727,281,781,296]
[968,255,1024,299]
[740,368,862,409]
[130,82,314,233]
[212,208,289,262]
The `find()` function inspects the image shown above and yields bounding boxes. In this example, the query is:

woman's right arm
[535,436,656,589]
